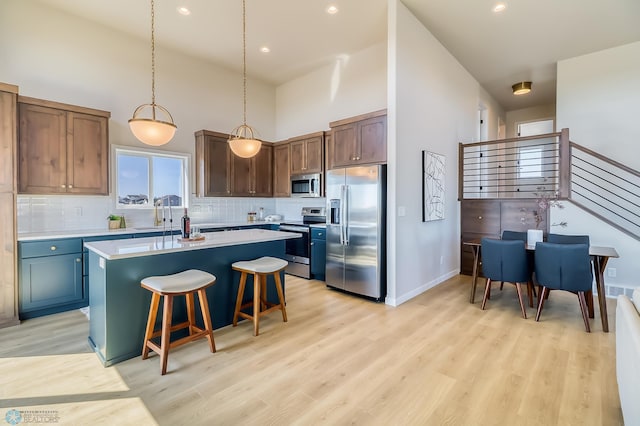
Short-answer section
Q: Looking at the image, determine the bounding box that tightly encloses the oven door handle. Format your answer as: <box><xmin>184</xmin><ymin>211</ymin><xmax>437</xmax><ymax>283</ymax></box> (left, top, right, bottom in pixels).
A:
<box><xmin>279</xmin><ymin>225</ymin><xmax>310</xmax><ymax>233</ymax></box>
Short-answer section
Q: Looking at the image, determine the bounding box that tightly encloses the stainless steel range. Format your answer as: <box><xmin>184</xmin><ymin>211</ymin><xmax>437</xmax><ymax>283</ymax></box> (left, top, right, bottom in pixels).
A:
<box><xmin>278</xmin><ymin>207</ymin><xmax>325</xmax><ymax>279</ymax></box>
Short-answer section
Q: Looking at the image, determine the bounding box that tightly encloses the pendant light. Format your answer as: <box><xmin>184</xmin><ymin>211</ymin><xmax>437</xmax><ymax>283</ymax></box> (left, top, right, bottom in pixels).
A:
<box><xmin>129</xmin><ymin>0</ymin><xmax>177</xmax><ymax>146</ymax></box>
<box><xmin>228</xmin><ymin>0</ymin><xmax>262</xmax><ymax>159</ymax></box>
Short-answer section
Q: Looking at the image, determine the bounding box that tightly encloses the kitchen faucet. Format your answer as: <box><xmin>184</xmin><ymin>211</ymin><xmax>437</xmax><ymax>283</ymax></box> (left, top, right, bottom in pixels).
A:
<box><xmin>154</xmin><ymin>196</ymin><xmax>174</xmax><ymax>237</ymax></box>
<box><xmin>154</xmin><ymin>200</ymin><xmax>163</xmax><ymax>226</ymax></box>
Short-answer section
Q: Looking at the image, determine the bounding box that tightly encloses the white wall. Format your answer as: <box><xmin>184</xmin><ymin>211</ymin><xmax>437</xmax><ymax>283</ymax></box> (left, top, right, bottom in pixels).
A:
<box><xmin>0</xmin><ymin>0</ymin><xmax>280</xmax><ymax>231</ymax></box>
<box><xmin>557</xmin><ymin>41</ymin><xmax>640</xmax><ymax>170</ymax></box>
<box><xmin>505</xmin><ymin>104</ymin><xmax>556</xmax><ymax>138</ymax></box>
<box><xmin>275</xmin><ymin>42</ymin><xmax>387</xmax><ymax>140</ymax></box>
<box><xmin>555</xmin><ymin>41</ymin><xmax>640</xmax><ymax>291</ymax></box>
<box><xmin>480</xmin><ymin>87</ymin><xmax>505</xmax><ymax>141</ymax></box>
<box><xmin>0</xmin><ymin>0</ymin><xmax>276</xmax><ymax>167</ymax></box>
<box><xmin>387</xmin><ymin>0</ymin><xmax>502</xmax><ymax>305</ymax></box>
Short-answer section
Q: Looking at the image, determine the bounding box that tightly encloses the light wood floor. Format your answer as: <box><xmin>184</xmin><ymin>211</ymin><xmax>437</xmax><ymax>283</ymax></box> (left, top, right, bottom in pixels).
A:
<box><xmin>0</xmin><ymin>275</ymin><xmax>623</xmax><ymax>425</ymax></box>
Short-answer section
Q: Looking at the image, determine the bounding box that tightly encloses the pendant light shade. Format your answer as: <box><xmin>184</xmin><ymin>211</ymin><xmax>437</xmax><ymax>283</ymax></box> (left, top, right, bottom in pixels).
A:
<box><xmin>129</xmin><ymin>104</ymin><xmax>176</xmax><ymax>146</ymax></box>
<box><xmin>129</xmin><ymin>0</ymin><xmax>176</xmax><ymax>146</ymax></box>
<box><xmin>512</xmin><ymin>81</ymin><xmax>532</xmax><ymax>95</ymax></box>
<box><xmin>229</xmin><ymin>0</ymin><xmax>261</xmax><ymax>158</ymax></box>
<box><xmin>229</xmin><ymin>124</ymin><xmax>262</xmax><ymax>158</ymax></box>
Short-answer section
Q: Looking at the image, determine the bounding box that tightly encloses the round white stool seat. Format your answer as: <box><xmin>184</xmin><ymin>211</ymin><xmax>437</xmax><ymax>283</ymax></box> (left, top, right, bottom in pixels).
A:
<box><xmin>141</xmin><ymin>269</ymin><xmax>216</xmax><ymax>294</ymax></box>
<box><xmin>232</xmin><ymin>256</ymin><xmax>288</xmax><ymax>274</ymax></box>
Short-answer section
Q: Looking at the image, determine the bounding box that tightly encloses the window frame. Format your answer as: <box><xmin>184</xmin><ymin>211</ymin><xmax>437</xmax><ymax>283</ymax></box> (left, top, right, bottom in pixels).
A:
<box><xmin>112</xmin><ymin>145</ymin><xmax>190</xmax><ymax>210</ymax></box>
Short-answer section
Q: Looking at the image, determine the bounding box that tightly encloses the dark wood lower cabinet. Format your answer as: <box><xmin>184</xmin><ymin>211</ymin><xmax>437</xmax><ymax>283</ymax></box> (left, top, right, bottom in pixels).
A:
<box><xmin>460</xmin><ymin>199</ymin><xmax>549</xmax><ymax>276</ymax></box>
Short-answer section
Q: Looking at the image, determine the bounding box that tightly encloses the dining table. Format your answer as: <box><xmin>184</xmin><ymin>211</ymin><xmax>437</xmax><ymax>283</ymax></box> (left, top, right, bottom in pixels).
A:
<box><xmin>463</xmin><ymin>239</ymin><xmax>619</xmax><ymax>332</ymax></box>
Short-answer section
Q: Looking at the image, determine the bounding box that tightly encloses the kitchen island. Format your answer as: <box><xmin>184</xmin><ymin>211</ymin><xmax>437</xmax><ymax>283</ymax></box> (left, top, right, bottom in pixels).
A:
<box><xmin>85</xmin><ymin>228</ymin><xmax>299</xmax><ymax>367</ymax></box>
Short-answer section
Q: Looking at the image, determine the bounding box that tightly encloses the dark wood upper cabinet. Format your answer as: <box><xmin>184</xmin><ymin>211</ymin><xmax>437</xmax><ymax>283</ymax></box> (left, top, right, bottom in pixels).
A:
<box><xmin>18</xmin><ymin>97</ymin><xmax>109</xmax><ymax>195</ymax></box>
<box><xmin>328</xmin><ymin>110</ymin><xmax>386</xmax><ymax>170</ymax></box>
<box><xmin>195</xmin><ymin>130</ymin><xmax>273</xmax><ymax>197</ymax></box>
<box><xmin>195</xmin><ymin>130</ymin><xmax>232</xmax><ymax>197</ymax></box>
<box><xmin>229</xmin><ymin>144</ymin><xmax>272</xmax><ymax>196</ymax></box>
<box><xmin>273</xmin><ymin>142</ymin><xmax>290</xmax><ymax>197</ymax></box>
<box><xmin>289</xmin><ymin>131</ymin><xmax>324</xmax><ymax>175</ymax></box>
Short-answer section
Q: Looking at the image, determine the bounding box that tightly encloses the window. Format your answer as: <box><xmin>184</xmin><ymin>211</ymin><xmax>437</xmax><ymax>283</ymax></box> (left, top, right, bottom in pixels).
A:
<box><xmin>115</xmin><ymin>146</ymin><xmax>189</xmax><ymax>209</ymax></box>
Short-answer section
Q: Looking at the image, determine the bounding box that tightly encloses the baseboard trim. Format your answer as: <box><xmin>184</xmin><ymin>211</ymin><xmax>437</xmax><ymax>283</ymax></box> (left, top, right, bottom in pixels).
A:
<box><xmin>386</xmin><ymin>269</ymin><xmax>459</xmax><ymax>307</ymax></box>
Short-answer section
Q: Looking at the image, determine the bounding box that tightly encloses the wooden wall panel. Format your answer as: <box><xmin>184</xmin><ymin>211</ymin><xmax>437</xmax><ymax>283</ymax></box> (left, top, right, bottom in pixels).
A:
<box><xmin>0</xmin><ymin>85</ymin><xmax>19</xmax><ymax>328</ymax></box>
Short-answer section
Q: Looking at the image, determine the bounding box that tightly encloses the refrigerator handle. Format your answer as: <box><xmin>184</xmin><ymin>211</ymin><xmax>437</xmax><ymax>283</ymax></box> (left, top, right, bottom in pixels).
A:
<box><xmin>340</xmin><ymin>185</ymin><xmax>347</xmax><ymax>246</ymax></box>
<box><xmin>344</xmin><ymin>184</ymin><xmax>349</xmax><ymax>245</ymax></box>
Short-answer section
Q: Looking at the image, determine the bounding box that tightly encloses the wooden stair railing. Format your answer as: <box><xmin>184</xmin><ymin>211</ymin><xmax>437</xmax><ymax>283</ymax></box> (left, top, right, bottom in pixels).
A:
<box><xmin>459</xmin><ymin>128</ymin><xmax>640</xmax><ymax>241</ymax></box>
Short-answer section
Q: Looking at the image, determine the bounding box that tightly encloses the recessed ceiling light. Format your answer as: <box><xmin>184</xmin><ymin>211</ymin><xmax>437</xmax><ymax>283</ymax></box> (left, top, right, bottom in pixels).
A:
<box><xmin>177</xmin><ymin>6</ymin><xmax>191</xmax><ymax>16</ymax></box>
<box><xmin>327</xmin><ymin>5</ymin><xmax>338</xmax><ymax>15</ymax></box>
<box><xmin>493</xmin><ymin>3</ymin><xmax>507</xmax><ymax>13</ymax></box>
<box><xmin>260</xmin><ymin>46</ymin><xmax>270</xmax><ymax>53</ymax></box>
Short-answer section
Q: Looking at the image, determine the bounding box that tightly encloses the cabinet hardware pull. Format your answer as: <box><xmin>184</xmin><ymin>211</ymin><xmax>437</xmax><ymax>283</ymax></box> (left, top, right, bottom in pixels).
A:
<box><xmin>76</xmin><ymin>258</ymin><xmax>81</xmax><ymax>262</ymax></box>
<box><xmin>61</xmin><ymin>184</ymin><xmax>66</xmax><ymax>188</ymax></box>
<box><xmin>50</xmin><ymin>246</ymin><xmax>57</xmax><ymax>251</ymax></box>
<box><xmin>68</xmin><ymin>185</ymin><xmax>73</xmax><ymax>188</ymax></box>
<box><xmin>478</xmin><ymin>216</ymin><xmax>482</xmax><ymax>219</ymax></box>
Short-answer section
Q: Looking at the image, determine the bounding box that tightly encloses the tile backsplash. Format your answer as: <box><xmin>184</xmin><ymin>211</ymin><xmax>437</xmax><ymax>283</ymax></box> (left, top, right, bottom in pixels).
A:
<box><xmin>17</xmin><ymin>195</ymin><xmax>326</xmax><ymax>234</ymax></box>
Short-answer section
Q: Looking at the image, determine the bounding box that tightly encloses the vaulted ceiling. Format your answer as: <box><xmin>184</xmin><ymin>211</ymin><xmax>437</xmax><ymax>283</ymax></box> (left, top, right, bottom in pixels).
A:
<box><xmin>35</xmin><ymin>0</ymin><xmax>640</xmax><ymax>111</ymax></box>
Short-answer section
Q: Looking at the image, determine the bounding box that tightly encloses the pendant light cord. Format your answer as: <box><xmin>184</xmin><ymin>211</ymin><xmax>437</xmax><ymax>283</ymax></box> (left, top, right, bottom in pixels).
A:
<box><xmin>242</xmin><ymin>0</ymin><xmax>247</xmax><ymax>126</ymax></box>
<box><xmin>150</xmin><ymin>0</ymin><xmax>157</xmax><ymax>115</ymax></box>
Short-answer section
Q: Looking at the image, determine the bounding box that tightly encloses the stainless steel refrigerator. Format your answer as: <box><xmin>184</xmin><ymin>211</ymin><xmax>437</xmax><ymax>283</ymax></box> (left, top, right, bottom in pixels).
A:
<box><xmin>326</xmin><ymin>165</ymin><xmax>386</xmax><ymax>301</ymax></box>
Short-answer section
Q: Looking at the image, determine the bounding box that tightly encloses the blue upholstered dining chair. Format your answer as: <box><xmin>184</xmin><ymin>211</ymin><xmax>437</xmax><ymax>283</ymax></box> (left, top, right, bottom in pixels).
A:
<box><xmin>547</xmin><ymin>233</ymin><xmax>590</xmax><ymax>245</ymax></box>
<box><xmin>534</xmin><ymin>242</ymin><xmax>593</xmax><ymax>332</ymax></box>
<box><xmin>501</xmin><ymin>230</ymin><xmax>536</xmax><ymax>306</ymax></box>
<box><xmin>480</xmin><ymin>238</ymin><xmax>531</xmax><ymax>319</ymax></box>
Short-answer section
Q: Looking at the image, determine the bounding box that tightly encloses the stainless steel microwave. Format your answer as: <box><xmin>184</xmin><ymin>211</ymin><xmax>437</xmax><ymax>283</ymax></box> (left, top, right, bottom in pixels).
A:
<box><xmin>290</xmin><ymin>173</ymin><xmax>321</xmax><ymax>197</ymax></box>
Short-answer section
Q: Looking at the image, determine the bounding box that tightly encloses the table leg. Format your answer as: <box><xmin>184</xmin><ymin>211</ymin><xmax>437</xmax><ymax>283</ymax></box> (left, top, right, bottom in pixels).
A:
<box><xmin>469</xmin><ymin>245</ymin><xmax>480</xmax><ymax>304</ymax></box>
<box><xmin>593</xmin><ymin>256</ymin><xmax>610</xmax><ymax>333</ymax></box>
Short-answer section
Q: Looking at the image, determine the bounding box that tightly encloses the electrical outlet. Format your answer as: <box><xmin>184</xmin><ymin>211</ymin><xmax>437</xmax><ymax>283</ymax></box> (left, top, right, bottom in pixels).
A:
<box><xmin>608</xmin><ymin>267</ymin><xmax>617</xmax><ymax>278</ymax></box>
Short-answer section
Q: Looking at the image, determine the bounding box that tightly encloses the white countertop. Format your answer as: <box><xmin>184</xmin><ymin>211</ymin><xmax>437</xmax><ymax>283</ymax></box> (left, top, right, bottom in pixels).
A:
<box><xmin>17</xmin><ymin>220</ymin><xmax>281</xmax><ymax>241</ymax></box>
<box><xmin>84</xmin><ymin>228</ymin><xmax>300</xmax><ymax>260</ymax></box>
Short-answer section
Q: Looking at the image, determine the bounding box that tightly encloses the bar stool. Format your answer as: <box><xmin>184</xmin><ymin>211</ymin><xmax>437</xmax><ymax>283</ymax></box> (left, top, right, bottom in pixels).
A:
<box><xmin>141</xmin><ymin>269</ymin><xmax>216</xmax><ymax>375</ymax></box>
<box><xmin>232</xmin><ymin>257</ymin><xmax>288</xmax><ymax>336</ymax></box>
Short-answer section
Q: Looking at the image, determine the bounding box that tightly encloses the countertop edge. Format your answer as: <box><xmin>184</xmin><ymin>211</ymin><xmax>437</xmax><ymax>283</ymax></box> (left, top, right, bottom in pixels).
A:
<box><xmin>84</xmin><ymin>229</ymin><xmax>300</xmax><ymax>260</ymax></box>
<box><xmin>18</xmin><ymin>221</ymin><xmax>283</xmax><ymax>241</ymax></box>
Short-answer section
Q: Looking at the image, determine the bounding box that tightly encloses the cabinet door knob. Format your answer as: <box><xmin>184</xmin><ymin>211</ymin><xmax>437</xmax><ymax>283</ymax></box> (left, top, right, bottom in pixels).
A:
<box><xmin>50</xmin><ymin>246</ymin><xmax>57</xmax><ymax>251</ymax></box>
<box><xmin>356</xmin><ymin>156</ymin><xmax>360</xmax><ymax>160</ymax></box>
<box><xmin>310</xmin><ymin>242</ymin><xmax>314</xmax><ymax>246</ymax></box>
<box><xmin>76</xmin><ymin>258</ymin><xmax>81</xmax><ymax>263</ymax></box>
<box><xmin>478</xmin><ymin>216</ymin><xmax>482</xmax><ymax>220</ymax></box>
<box><xmin>60</xmin><ymin>184</ymin><xmax>66</xmax><ymax>188</ymax></box>
<box><xmin>68</xmin><ymin>184</ymin><xmax>73</xmax><ymax>188</ymax></box>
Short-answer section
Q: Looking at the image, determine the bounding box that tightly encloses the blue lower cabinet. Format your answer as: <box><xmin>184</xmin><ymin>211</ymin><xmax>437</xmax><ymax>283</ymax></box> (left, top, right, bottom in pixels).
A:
<box><xmin>311</xmin><ymin>228</ymin><xmax>326</xmax><ymax>280</ymax></box>
<box><xmin>19</xmin><ymin>238</ymin><xmax>84</xmax><ymax>319</ymax></box>
<box><xmin>82</xmin><ymin>234</ymin><xmax>135</xmax><ymax>306</ymax></box>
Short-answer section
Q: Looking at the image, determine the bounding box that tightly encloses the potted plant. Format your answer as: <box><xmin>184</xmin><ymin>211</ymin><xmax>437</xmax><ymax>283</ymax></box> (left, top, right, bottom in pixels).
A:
<box><xmin>528</xmin><ymin>186</ymin><xmax>567</xmax><ymax>245</ymax></box>
<box><xmin>108</xmin><ymin>214</ymin><xmax>121</xmax><ymax>229</ymax></box>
